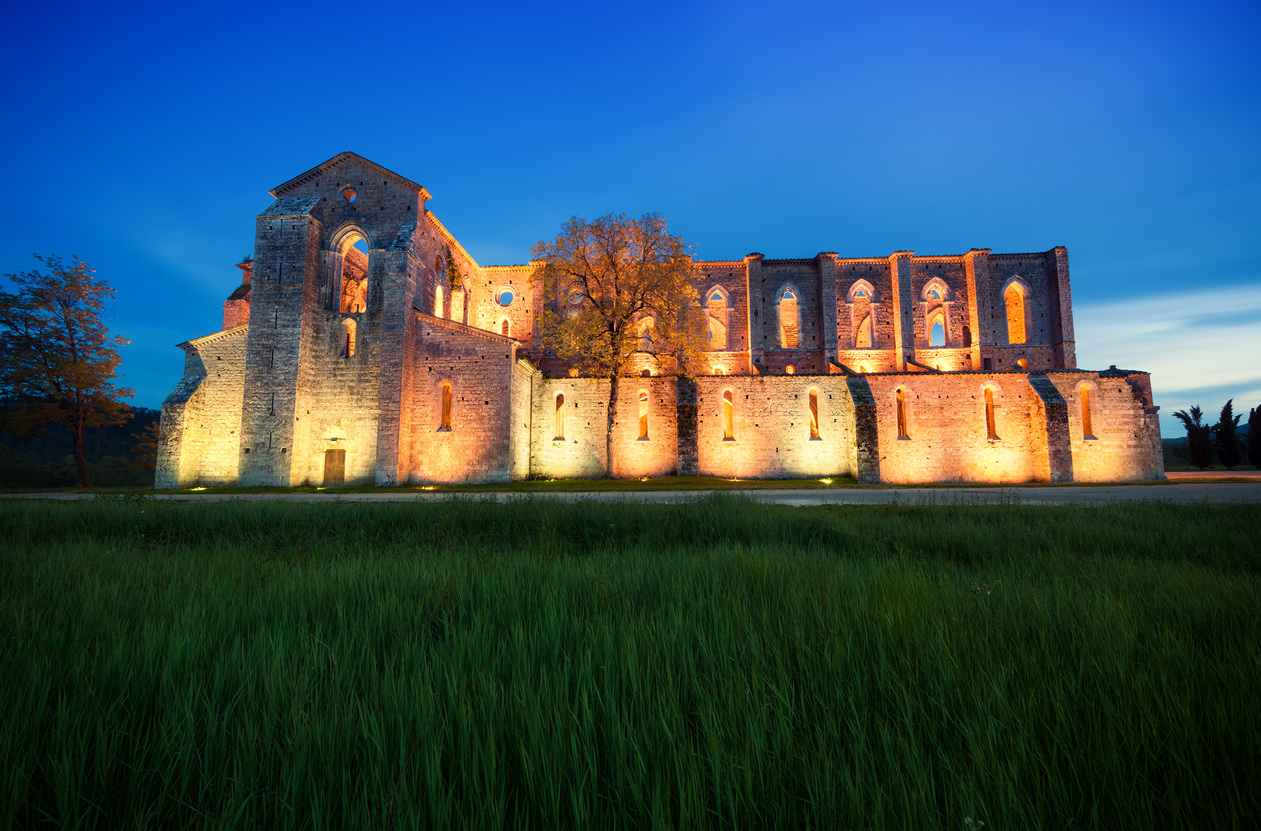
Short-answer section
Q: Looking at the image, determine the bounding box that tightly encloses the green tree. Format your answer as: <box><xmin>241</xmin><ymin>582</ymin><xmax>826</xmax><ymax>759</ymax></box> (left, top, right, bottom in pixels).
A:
<box><xmin>1213</xmin><ymin>399</ymin><xmax>1242</xmax><ymax>470</ymax></box>
<box><xmin>0</xmin><ymin>255</ymin><xmax>133</xmax><ymax>487</ymax></box>
<box><xmin>1172</xmin><ymin>405</ymin><xmax>1213</xmax><ymax>469</ymax></box>
<box><xmin>1248</xmin><ymin>405</ymin><xmax>1261</xmax><ymax>469</ymax></box>
<box><xmin>533</xmin><ymin>213</ymin><xmax>705</xmax><ymax>476</ymax></box>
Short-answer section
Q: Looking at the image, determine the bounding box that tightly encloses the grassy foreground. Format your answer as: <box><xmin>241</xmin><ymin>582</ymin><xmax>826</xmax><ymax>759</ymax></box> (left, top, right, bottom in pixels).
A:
<box><xmin>1</xmin><ymin>496</ymin><xmax>1258</xmax><ymax>830</ymax></box>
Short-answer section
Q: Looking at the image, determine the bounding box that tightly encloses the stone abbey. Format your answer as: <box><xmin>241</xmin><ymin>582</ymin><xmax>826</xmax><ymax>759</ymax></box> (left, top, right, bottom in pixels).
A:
<box><xmin>156</xmin><ymin>152</ymin><xmax>1164</xmax><ymax>487</ymax></box>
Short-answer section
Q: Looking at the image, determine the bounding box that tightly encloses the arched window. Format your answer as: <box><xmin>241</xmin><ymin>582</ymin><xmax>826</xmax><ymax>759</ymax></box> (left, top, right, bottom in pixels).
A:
<box><xmin>434</xmin><ymin>285</ymin><xmax>445</xmax><ymax>319</ymax></box>
<box><xmin>985</xmin><ymin>388</ymin><xmax>998</xmax><ymax>439</ymax></box>
<box><xmin>335</xmin><ymin>228</ymin><xmax>370</xmax><ymax>314</ymax></box>
<box><xmin>638</xmin><ymin>389</ymin><xmax>649</xmax><ymax>439</ymax></box>
<box><xmin>554</xmin><ymin>392</ymin><xmax>565</xmax><ymax>439</ymax></box>
<box><xmin>439</xmin><ymin>382</ymin><xmax>452</xmax><ymax>431</ymax></box>
<box><xmin>342</xmin><ymin>319</ymin><xmax>356</xmax><ymax>358</ymax></box>
<box><xmin>856</xmin><ymin>314</ymin><xmax>872</xmax><ymax>348</ymax></box>
<box><xmin>722</xmin><ymin>390</ymin><xmax>734</xmax><ymax>440</ymax></box>
<box><xmin>778</xmin><ymin>287</ymin><xmax>799</xmax><ymax>349</ymax></box>
<box><xmin>929</xmin><ymin>315</ymin><xmax>945</xmax><ymax>347</ymax></box>
<box><xmin>809</xmin><ymin>389</ymin><xmax>820</xmax><ymax>439</ymax></box>
<box><xmin>707</xmin><ymin>287</ymin><xmax>729</xmax><ymax>350</ymax></box>
<box><xmin>501</xmin><ymin>318</ymin><xmax>510</xmax><ymax>337</ymax></box>
<box><xmin>962</xmin><ymin>325</ymin><xmax>972</xmax><ymax>348</ymax></box>
<box><xmin>1081</xmin><ymin>386</ymin><xmax>1096</xmax><ymax>440</ymax></box>
<box><xmin>785</xmin><ymin>364</ymin><xmax>795</xmax><ymax>375</ymax></box>
<box><xmin>714</xmin><ymin>367</ymin><xmax>726</xmax><ymax>376</ymax></box>
<box><xmin>1005</xmin><ymin>282</ymin><xmax>1027</xmax><ymax>345</ymax></box>
<box><xmin>896</xmin><ymin>388</ymin><xmax>909</xmax><ymax>439</ymax></box>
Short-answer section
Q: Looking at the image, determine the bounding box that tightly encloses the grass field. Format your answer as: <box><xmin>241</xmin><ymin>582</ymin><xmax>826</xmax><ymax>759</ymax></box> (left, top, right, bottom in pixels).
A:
<box><xmin>1</xmin><ymin>496</ymin><xmax>1258</xmax><ymax>830</ymax></box>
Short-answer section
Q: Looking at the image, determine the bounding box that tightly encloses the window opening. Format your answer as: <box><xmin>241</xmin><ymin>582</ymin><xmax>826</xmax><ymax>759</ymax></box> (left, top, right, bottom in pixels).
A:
<box><xmin>638</xmin><ymin>317</ymin><xmax>655</xmax><ymax>352</ymax></box>
<box><xmin>501</xmin><ymin>318</ymin><xmax>510</xmax><ymax>337</ymax></box>
<box><xmin>786</xmin><ymin>364</ymin><xmax>795</xmax><ymax>375</ymax></box>
<box><xmin>779</xmin><ymin>287</ymin><xmax>799</xmax><ymax>349</ymax></box>
<box><xmin>496</xmin><ymin>288</ymin><xmax>515</xmax><ymax>307</ymax></box>
<box><xmin>1082</xmin><ymin>387</ymin><xmax>1095</xmax><ymax>439</ymax></box>
<box><xmin>809</xmin><ymin>390</ymin><xmax>820</xmax><ymax>439</ymax></box>
<box><xmin>638</xmin><ymin>389</ymin><xmax>649</xmax><ymax>439</ymax></box>
<box><xmin>707</xmin><ymin>288</ymin><xmax>728</xmax><ymax>350</ymax></box>
<box><xmin>554</xmin><ymin>393</ymin><xmax>565</xmax><ymax>439</ymax></box>
<box><xmin>342</xmin><ymin>319</ymin><xmax>356</xmax><ymax>358</ymax></box>
<box><xmin>1005</xmin><ymin>283</ymin><xmax>1027</xmax><ymax>344</ymax></box>
<box><xmin>896</xmin><ymin>388</ymin><xmax>909</xmax><ymax>439</ymax></box>
<box><xmin>439</xmin><ymin>382</ymin><xmax>452</xmax><ymax>431</ymax></box>
<box><xmin>723</xmin><ymin>390</ymin><xmax>734</xmax><ymax>440</ymax></box>
<box><xmin>929</xmin><ymin>317</ymin><xmax>945</xmax><ymax>347</ymax></box>
<box><xmin>962</xmin><ymin>325</ymin><xmax>972</xmax><ymax>348</ymax></box>
<box><xmin>434</xmin><ymin>285</ymin><xmax>444</xmax><ymax>319</ymax></box>
<box><xmin>985</xmin><ymin>388</ymin><xmax>998</xmax><ymax>439</ymax></box>
<box><xmin>338</xmin><ymin>232</ymin><xmax>369</xmax><ymax>313</ymax></box>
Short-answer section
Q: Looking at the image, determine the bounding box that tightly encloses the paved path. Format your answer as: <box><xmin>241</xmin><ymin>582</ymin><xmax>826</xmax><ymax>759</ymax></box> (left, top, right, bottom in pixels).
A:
<box><xmin>2</xmin><ymin>481</ymin><xmax>1258</xmax><ymax>506</ymax></box>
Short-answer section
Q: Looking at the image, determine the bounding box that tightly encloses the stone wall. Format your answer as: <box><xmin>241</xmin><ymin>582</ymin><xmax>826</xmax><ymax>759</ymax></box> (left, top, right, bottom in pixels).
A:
<box><xmin>156</xmin><ymin>326</ymin><xmax>247</xmax><ymax>488</ymax></box>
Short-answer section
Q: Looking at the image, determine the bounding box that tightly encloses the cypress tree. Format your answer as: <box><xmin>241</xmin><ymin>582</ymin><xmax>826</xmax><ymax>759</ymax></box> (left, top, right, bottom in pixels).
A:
<box><xmin>1247</xmin><ymin>405</ymin><xmax>1261</xmax><ymax>469</ymax></box>
<box><xmin>1173</xmin><ymin>406</ymin><xmax>1213</xmax><ymax>469</ymax></box>
<box><xmin>1213</xmin><ymin>399</ymin><xmax>1242</xmax><ymax>470</ymax></box>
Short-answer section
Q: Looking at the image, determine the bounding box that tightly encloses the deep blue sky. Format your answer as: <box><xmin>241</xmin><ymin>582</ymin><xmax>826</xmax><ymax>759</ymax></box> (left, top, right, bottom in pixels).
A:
<box><xmin>2</xmin><ymin>0</ymin><xmax>1258</xmax><ymax>435</ymax></box>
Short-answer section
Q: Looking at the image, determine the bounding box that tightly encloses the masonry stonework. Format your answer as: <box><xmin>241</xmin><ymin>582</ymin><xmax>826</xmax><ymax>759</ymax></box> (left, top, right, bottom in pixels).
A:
<box><xmin>157</xmin><ymin>153</ymin><xmax>1163</xmax><ymax>487</ymax></box>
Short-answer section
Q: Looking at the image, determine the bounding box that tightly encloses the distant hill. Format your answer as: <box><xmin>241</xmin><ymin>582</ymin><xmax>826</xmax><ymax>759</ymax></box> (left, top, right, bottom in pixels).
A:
<box><xmin>0</xmin><ymin>406</ymin><xmax>159</xmax><ymax>488</ymax></box>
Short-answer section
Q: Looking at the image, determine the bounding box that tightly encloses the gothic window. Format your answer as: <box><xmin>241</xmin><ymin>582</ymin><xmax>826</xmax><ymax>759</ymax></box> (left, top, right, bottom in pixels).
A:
<box><xmin>985</xmin><ymin>388</ymin><xmax>998</xmax><ymax>439</ymax></box>
<box><xmin>439</xmin><ymin>382</ymin><xmax>452</xmax><ymax>431</ymax></box>
<box><xmin>1005</xmin><ymin>282</ymin><xmax>1027</xmax><ymax>345</ymax></box>
<box><xmin>962</xmin><ymin>325</ymin><xmax>972</xmax><ymax>348</ymax></box>
<box><xmin>778</xmin><ymin>287</ymin><xmax>799</xmax><ymax>349</ymax></box>
<box><xmin>638</xmin><ymin>317</ymin><xmax>656</xmax><ymax>352</ymax></box>
<box><xmin>554</xmin><ymin>393</ymin><xmax>565</xmax><ymax>440</ymax></box>
<box><xmin>337</xmin><ymin>230</ymin><xmax>369</xmax><ymax>314</ymax></box>
<box><xmin>809</xmin><ymin>389</ymin><xmax>820</xmax><ymax>439</ymax></box>
<box><xmin>929</xmin><ymin>313</ymin><xmax>946</xmax><ymax>347</ymax></box>
<box><xmin>638</xmin><ymin>389</ymin><xmax>649</xmax><ymax>439</ymax></box>
<box><xmin>434</xmin><ymin>285</ymin><xmax>444</xmax><ymax>319</ymax></box>
<box><xmin>707</xmin><ymin>287</ymin><xmax>729</xmax><ymax>350</ymax></box>
<box><xmin>856</xmin><ymin>314</ymin><xmax>873</xmax><ymax>349</ymax></box>
<box><xmin>896</xmin><ymin>388</ymin><xmax>909</xmax><ymax>439</ymax></box>
<box><xmin>723</xmin><ymin>390</ymin><xmax>734</xmax><ymax>440</ymax></box>
<box><xmin>501</xmin><ymin>318</ymin><xmax>511</xmax><ymax>337</ymax></box>
<box><xmin>342</xmin><ymin>319</ymin><xmax>356</xmax><ymax>358</ymax></box>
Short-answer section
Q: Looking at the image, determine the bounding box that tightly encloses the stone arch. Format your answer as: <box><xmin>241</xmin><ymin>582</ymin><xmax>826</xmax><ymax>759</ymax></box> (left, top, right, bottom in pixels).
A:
<box><xmin>921</xmin><ymin>277</ymin><xmax>951</xmax><ymax>302</ymax></box>
<box><xmin>847</xmin><ymin>279</ymin><xmax>877</xmax><ymax>303</ymax></box>
<box><xmin>705</xmin><ymin>285</ymin><xmax>730</xmax><ymax>350</ymax></box>
<box><xmin>329</xmin><ymin>223</ymin><xmax>372</xmax><ymax>314</ymax></box>
<box><xmin>927</xmin><ymin>309</ymin><xmax>946</xmax><ymax>347</ymax></box>
<box><xmin>777</xmin><ymin>284</ymin><xmax>800</xmax><ymax>349</ymax></box>
<box><xmin>1002</xmin><ymin>277</ymin><xmax>1029</xmax><ymax>345</ymax></box>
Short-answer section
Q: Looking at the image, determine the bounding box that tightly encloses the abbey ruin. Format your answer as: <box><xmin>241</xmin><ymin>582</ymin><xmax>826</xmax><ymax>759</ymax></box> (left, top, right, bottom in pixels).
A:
<box><xmin>156</xmin><ymin>152</ymin><xmax>1164</xmax><ymax>487</ymax></box>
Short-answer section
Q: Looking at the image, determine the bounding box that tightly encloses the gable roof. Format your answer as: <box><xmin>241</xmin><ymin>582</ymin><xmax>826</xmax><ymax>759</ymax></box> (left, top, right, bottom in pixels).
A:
<box><xmin>269</xmin><ymin>152</ymin><xmax>431</xmax><ymax>200</ymax></box>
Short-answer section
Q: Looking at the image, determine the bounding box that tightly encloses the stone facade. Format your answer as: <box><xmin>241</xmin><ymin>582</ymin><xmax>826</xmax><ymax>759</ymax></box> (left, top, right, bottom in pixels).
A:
<box><xmin>156</xmin><ymin>153</ymin><xmax>1164</xmax><ymax>488</ymax></box>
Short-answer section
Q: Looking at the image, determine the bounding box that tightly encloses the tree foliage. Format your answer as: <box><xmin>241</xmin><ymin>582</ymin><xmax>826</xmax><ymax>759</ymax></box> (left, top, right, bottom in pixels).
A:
<box><xmin>444</xmin><ymin>245</ymin><xmax>463</xmax><ymax>290</ymax></box>
<box><xmin>1213</xmin><ymin>399</ymin><xmax>1242</xmax><ymax>470</ymax></box>
<box><xmin>533</xmin><ymin>213</ymin><xmax>705</xmax><ymax>476</ymax></box>
<box><xmin>0</xmin><ymin>255</ymin><xmax>133</xmax><ymax>487</ymax></box>
<box><xmin>1248</xmin><ymin>405</ymin><xmax>1261</xmax><ymax>470</ymax></box>
<box><xmin>1172</xmin><ymin>405</ymin><xmax>1213</xmax><ymax>469</ymax></box>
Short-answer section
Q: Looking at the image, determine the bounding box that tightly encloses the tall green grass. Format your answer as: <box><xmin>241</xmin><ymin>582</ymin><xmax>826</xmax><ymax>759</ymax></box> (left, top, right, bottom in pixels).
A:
<box><xmin>1</xmin><ymin>496</ymin><xmax>1258</xmax><ymax>829</ymax></box>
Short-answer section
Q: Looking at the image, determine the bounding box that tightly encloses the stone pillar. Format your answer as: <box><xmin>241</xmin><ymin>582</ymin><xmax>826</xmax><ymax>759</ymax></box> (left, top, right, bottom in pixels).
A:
<box><xmin>1028</xmin><ymin>375</ymin><xmax>1073</xmax><ymax>483</ymax></box>
<box><xmin>1049</xmin><ymin>246</ymin><xmax>1076</xmax><ymax>369</ymax></box>
<box><xmin>963</xmin><ymin>249</ymin><xmax>990</xmax><ymax>371</ymax></box>
<box><xmin>888</xmin><ymin>251</ymin><xmax>914</xmax><ymax>372</ymax></box>
<box><xmin>745</xmin><ymin>253</ymin><xmax>764</xmax><ymax>371</ymax></box>
<box><xmin>676</xmin><ymin>376</ymin><xmax>699</xmax><ymax>475</ymax></box>
<box><xmin>816</xmin><ymin>252</ymin><xmax>839</xmax><ymax>365</ymax></box>
<box><xmin>845</xmin><ymin>376</ymin><xmax>881</xmax><ymax>483</ymax></box>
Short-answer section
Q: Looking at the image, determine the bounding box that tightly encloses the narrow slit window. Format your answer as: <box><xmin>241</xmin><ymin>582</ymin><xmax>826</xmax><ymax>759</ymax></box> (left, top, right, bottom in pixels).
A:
<box><xmin>638</xmin><ymin>389</ymin><xmax>649</xmax><ymax>439</ymax></box>
<box><xmin>342</xmin><ymin>319</ymin><xmax>356</xmax><ymax>358</ymax></box>
<box><xmin>809</xmin><ymin>390</ymin><xmax>820</xmax><ymax>439</ymax></box>
<box><xmin>985</xmin><ymin>388</ymin><xmax>998</xmax><ymax>439</ymax></box>
<box><xmin>434</xmin><ymin>285</ymin><xmax>445</xmax><ymax>319</ymax></box>
<box><xmin>554</xmin><ymin>393</ymin><xmax>565</xmax><ymax>439</ymax></box>
<box><xmin>501</xmin><ymin>319</ymin><xmax>510</xmax><ymax>337</ymax></box>
<box><xmin>1082</xmin><ymin>387</ymin><xmax>1095</xmax><ymax>439</ymax></box>
<box><xmin>896</xmin><ymin>388</ymin><xmax>909</xmax><ymax>439</ymax></box>
<box><xmin>439</xmin><ymin>382</ymin><xmax>452</xmax><ymax>431</ymax></box>
<box><xmin>723</xmin><ymin>390</ymin><xmax>734</xmax><ymax>440</ymax></box>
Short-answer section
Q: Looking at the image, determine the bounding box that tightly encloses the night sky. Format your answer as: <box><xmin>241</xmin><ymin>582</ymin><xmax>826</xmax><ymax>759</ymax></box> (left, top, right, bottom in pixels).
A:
<box><xmin>2</xmin><ymin>0</ymin><xmax>1258</xmax><ymax>435</ymax></box>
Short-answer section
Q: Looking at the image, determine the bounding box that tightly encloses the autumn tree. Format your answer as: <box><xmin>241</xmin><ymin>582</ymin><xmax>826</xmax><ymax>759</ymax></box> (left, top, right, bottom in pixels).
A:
<box><xmin>0</xmin><ymin>255</ymin><xmax>133</xmax><ymax>487</ymax></box>
<box><xmin>533</xmin><ymin>213</ymin><xmax>706</xmax><ymax>477</ymax></box>
<box><xmin>1213</xmin><ymin>399</ymin><xmax>1242</xmax><ymax>470</ymax></box>
<box><xmin>1173</xmin><ymin>405</ymin><xmax>1212</xmax><ymax>469</ymax></box>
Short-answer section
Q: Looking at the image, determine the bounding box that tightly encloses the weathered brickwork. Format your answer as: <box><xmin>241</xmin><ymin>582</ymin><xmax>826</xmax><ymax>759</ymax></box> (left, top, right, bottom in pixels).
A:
<box><xmin>156</xmin><ymin>153</ymin><xmax>1163</xmax><ymax>487</ymax></box>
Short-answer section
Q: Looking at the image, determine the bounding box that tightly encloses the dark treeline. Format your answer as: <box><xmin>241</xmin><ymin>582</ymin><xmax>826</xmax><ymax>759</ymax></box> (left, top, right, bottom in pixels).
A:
<box><xmin>0</xmin><ymin>405</ymin><xmax>158</xmax><ymax>488</ymax></box>
<box><xmin>1168</xmin><ymin>399</ymin><xmax>1260</xmax><ymax>470</ymax></box>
